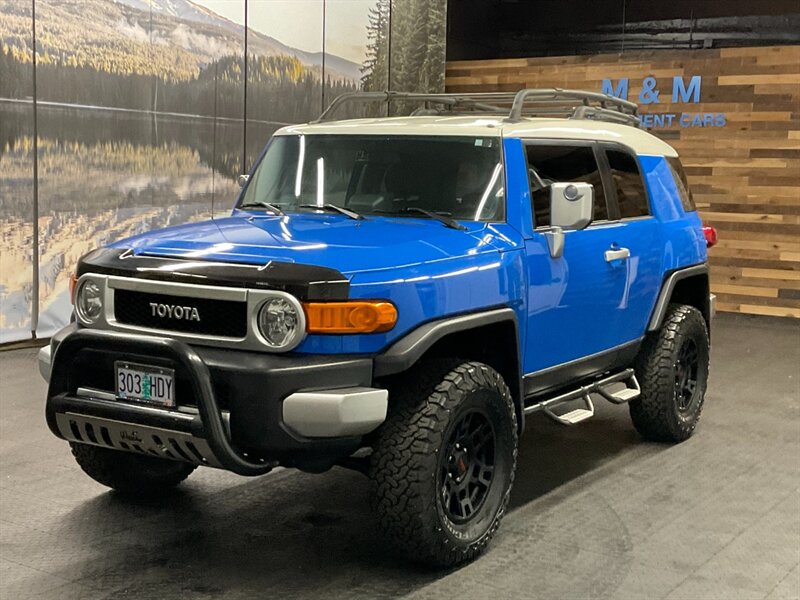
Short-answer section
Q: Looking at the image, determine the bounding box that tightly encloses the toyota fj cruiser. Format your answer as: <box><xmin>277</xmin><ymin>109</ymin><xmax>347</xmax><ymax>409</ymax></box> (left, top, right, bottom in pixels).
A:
<box><xmin>39</xmin><ymin>89</ymin><xmax>716</xmax><ymax>567</ymax></box>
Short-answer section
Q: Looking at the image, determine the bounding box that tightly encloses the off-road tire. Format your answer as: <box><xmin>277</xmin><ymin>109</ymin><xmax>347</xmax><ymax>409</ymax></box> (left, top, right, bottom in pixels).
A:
<box><xmin>71</xmin><ymin>443</ymin><xmax>196</xmax><ymax>496</ymax></box>
<box><xmin>370</xmin><ymin>359</ymin><xmax>518</xmax><ymax>567</ymax></box>
<box><xmin>630</xmin><ymin>304</ymin><xmax>709</xmax><ymax>442</ymax></box>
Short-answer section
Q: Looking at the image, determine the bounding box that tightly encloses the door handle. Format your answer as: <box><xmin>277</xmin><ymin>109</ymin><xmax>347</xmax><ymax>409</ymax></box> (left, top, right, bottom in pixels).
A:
<box><xmin>605</xmin><ymin>247</ymin><xmax>631</xmax><ymax>262</ymax></box>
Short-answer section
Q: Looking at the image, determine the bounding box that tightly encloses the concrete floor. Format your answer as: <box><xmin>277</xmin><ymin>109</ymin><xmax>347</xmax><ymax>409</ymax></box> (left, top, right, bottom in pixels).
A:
<box><xmin>1</xmin><ymin>314</ymin><xmax>798</xmax><ymax>600</ymax></box>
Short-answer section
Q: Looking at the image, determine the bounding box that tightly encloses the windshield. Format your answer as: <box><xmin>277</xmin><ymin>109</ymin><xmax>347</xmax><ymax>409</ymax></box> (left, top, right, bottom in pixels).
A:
<box><xmin>238</xmin><ymin>135</ymin><xmax>505</xmax><ymax>222</ymax></box>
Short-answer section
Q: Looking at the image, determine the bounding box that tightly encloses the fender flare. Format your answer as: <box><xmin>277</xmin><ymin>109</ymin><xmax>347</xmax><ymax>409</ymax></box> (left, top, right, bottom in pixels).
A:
<box><xmin>373</xmin><ymin>307</ymin><xmax>519</xmax><ymax>377</ymax></box>
<box><xmin>373</xmin><ymin>307</ymin><xmax>524</xmax><ymax>431</ymax></box>
<box><xmin>647</xmin><ymin>262</ymin><xmax>709</xmax><ymax>331</ymax></box>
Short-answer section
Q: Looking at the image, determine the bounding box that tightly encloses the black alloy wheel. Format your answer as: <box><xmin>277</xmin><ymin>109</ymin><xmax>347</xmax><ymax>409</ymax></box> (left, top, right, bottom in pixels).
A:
<box><xmin>439</xmin><ymin>410</ymin><xmax>496</xmax><ymax>524</ymax></box>
<box><xmin>370</xmin><ymin>359</ymin><xmax>518</xmax><ymax>567</ymax></box>
<box><xmin>674</xmin><ymin>338</ymin><xmax>699</xmax><ymax>412</ymax></box>
<box><xmin>630</xmin><ymin>303</ymin><xmax>710</xmax><ymax>442</ymax></box>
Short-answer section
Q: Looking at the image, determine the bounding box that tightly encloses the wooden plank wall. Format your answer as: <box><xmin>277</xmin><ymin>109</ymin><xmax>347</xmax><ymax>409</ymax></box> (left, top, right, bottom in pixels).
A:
<box><xmin>446</xmin><ymin>45</ymin><xmax>800</xmax><ymax>318</ymax></box>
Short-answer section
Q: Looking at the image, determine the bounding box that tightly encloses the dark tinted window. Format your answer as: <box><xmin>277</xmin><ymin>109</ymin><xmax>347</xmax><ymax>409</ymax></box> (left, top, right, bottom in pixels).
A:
<box><xmin>606</xmin><ymin>149</ymin><xmax>649</xmax><ymax>218</ymax></box>
<box><xmin>240</xmin><ymin>135</ymin><xmax>505</xmax><ymax>222</ymax></box>
<box><xmin>667</xmin><ymin>157</ymin><xmax>697</xmax><ymax>212</ymax></box>
<box><xmin>524</xmin><ymin>145</ymin><xmax>608</xmax><ymax>228</ymax></box>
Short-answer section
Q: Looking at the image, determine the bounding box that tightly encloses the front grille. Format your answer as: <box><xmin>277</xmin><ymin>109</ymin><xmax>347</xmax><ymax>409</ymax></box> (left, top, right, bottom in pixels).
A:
<box><xmin>114</xmin><ymin>289</ymin><xmax>247</xmax><ymax>338</ymax></box>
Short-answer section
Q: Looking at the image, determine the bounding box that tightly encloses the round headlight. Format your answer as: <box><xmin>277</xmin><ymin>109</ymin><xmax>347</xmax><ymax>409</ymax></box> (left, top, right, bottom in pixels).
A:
<box><xmin>257</xmin><ymin>297</ymin><xmax>301</xmax><ymax>349</ymax></box>
<box><xmin>76</xmin><ymin>279</ymin><xmax>103</xmax><ymax>323</ymax></box>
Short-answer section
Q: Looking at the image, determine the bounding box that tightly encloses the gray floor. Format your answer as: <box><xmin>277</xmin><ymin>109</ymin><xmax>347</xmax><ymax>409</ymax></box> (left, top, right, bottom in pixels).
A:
<box><xmin>1</xmin><ymin>314</ymin><xmax>798</xmax><ymax>600</ymax></box>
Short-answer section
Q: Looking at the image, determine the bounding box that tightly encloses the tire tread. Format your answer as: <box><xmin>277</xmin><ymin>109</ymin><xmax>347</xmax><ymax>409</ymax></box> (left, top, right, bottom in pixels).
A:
<box><xmin>71</xmin><ymin>443</ymin><xmax>196</xmax><ymax>496</ymax></box>
<box><xmin>630</xmin><ymin>304</ymin><xmax>709</xmax><ymax>442</ymax></box>
<box><xmin>370</xmin><ymin>359</ymin><xmax>517</xmax><ymax>567</ymax></box>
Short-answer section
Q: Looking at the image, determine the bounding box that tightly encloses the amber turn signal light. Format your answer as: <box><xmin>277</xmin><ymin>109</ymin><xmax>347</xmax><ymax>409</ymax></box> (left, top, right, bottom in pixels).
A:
<box><xmin>304</xmin><ymin>301</ymin><xmax>397</xmax><ymax>334</ymax></box>
<box><xmin>69</xmin><ymin>273</ymin><xmax>79</xmax><ymax>305</ymax></box>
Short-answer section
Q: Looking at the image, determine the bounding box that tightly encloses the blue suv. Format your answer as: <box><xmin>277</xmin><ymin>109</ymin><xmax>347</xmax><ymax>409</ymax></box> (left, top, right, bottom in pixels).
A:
<box><xmin>39</xmin><ymin>89</ymin><xmax>715</xmax><ymax>567</ymax></box>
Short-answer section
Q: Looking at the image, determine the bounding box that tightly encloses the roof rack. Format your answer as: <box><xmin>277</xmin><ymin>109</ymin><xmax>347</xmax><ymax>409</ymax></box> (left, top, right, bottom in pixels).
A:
<box><xmin>315</xmin><ymin>89</ymin><xmax>640</xmax><ymax>127</ymax></box>
<box><xmin>508</xmin><ymin>88</ymin><xmax>639</xmax><ymax>126</ymax></box>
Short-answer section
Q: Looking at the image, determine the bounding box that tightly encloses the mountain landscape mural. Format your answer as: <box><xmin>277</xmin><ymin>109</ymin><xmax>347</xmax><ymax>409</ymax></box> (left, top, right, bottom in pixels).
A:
<box><xmin>112</xmin><ymin>0</ymin><xmax>362</xmax><ymax>81</ymax></box>
<box><xmin>0</xmin><ymin>0</ymin><xmax>362</xmax><ymax>122</ymax></box>
<box><xmin>0</xmin><ymin>0</ymin><xmax>447</xmax><ymax>343</ymax></box>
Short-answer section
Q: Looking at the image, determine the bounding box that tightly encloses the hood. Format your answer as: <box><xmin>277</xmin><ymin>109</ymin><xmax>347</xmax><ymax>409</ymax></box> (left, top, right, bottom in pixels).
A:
<box><xmin>112</xmin><ymin>213</ymin><xmax>522</xmax><ymax>275</ymax></box>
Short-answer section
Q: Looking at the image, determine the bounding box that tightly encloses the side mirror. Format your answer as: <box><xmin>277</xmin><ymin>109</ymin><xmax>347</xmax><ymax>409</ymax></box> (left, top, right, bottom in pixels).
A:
<box><xmin>543</xmin><ymin>182</ymin><xmax>594</xmax><ymax>259</ymax></box>
<box><xmin>238</xmin><ymin>174</ymin><xmax>249</xmax><ymax>188</ymax></box>
<box><xmin>550</xmin><ymin>182</ymin><xmax>593</xmax><ymax>231</ymax></box>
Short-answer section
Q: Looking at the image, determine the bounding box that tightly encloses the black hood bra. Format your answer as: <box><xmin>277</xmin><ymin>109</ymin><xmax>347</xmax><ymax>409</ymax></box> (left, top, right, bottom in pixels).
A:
<box><xmin>77</xmin><ymin>248</ymin><xmax>350</xmax><ymax>301</ymax></box>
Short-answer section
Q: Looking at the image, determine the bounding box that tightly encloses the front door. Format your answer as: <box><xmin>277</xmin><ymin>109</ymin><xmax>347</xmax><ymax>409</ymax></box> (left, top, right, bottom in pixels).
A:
<box><xmin>521</xmin><ymin>141</ymin><xmax>655</xmax><ymax>377</ymax></box>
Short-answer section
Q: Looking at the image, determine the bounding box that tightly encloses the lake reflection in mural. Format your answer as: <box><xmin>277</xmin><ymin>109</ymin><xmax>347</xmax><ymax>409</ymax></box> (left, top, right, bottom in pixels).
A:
<box><xmin>0</xmin><ymin>103</ymin><xmax>280</xmax><ymax>340</ymax></box>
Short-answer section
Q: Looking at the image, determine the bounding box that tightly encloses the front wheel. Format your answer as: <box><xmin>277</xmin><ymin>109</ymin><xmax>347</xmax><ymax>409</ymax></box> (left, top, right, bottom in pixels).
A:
<box><xmin>71</xmin><ymin>443</ymin><xmax>196</xmax><ymax>497</ymax></box>
<box><xmin>370</xmin><ymin>360</ymin><xmax>518</xmax><ymax>567</ymax></box>
<box><xmin>630</xmin><ymin>304</ymin><xmax>710</xmax><ymax>442</ymax></box>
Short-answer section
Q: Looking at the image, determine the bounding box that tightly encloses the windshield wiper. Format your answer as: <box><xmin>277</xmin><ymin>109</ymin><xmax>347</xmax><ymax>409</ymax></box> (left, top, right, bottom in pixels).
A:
<box><xmin>238</xmin><ymin>201</ymin><xmax>285</xmax><ymax>216</ymax></box>
<box><xmin>403</xmin><ymin>207</ymin><xmax>467</xmax><ymax>231</ymax></box>
<box><xmin>300</xmin><ymin>204</ymin><xmax>364</xmax><ymax>221</ymax></box>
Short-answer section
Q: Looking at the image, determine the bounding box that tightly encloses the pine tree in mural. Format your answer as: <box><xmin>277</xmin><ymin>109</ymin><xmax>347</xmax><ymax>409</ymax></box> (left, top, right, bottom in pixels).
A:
<box><xmin>361</xmin><ymin>0</ymin><xmax>390</xmax><ymax>91</ymax></box>
<box><xmin>361</xmin><ymin>0</ymin><xmax>446</xmax><ymax>95</ymax></box>
<box><xmin>420</xmin><ymin>0</ymin><xmax>446</xmax><ymax>92</ymax></box>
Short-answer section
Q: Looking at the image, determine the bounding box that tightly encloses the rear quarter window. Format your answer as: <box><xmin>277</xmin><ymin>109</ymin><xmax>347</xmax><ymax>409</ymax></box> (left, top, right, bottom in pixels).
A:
<box><xmin>606</xmin><ymin>149</ymin><xmax>649</xmax><ymax>219</ymax></box>
<box><xmin>666</xmin><ymin>157</ymin><xmax>697</xmax><ymax>212</ymax></box>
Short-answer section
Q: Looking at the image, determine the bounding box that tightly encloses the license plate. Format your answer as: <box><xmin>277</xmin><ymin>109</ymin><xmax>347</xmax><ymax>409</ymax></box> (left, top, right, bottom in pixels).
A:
<box><xmin>115</xmin><ymin>362</ymin><xmax>175</xmax><ymax>407</ymax></box>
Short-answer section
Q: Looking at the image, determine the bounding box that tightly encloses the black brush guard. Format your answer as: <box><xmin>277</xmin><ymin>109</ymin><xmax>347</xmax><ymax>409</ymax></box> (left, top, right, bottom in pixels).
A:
<box><xmin>46</xmin><ymin>329</ymin><xmax>275</xmax><ymax>476</ymax></box>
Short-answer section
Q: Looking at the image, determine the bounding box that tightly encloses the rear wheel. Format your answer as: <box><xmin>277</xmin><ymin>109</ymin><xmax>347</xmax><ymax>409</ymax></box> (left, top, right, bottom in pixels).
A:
<box><xmin>370</xmin><ymin>360</ymin><xmax>518</xmax><ymax>567</ymax></box>
<box><xmin>71</xmin><ymin>443</ymin><xmax>196</xmax><ymax>496</ymax></box>
<box><xmin>630</xmin><ymin>304</ymin><xmax>710</xmax><ymax>442</ymax></box>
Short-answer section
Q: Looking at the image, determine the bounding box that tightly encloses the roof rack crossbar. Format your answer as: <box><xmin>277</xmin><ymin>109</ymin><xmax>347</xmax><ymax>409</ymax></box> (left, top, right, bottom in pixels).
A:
<box><xmin>571</xmin><ymin>106</ymin><xmax>641</xmax><ymax>127</ymax></box>
<box><xmin>314</xmin><ymin>91</ymin><xmax>513</xmax><ymax>123</ymax></box>
<box><xmin>507</xmin><ymin>88</ymin><xmax>639</xmax><ymax>124</ymax></box>
<box><xmin>315</xmin><ymin>89</ymin><xmax>641</xmax><ymax>127</ymax></box>
<box><xmin>313</xmin><ymin>91</ymin><xmax>519</xmax><ymax>122</ymax></box>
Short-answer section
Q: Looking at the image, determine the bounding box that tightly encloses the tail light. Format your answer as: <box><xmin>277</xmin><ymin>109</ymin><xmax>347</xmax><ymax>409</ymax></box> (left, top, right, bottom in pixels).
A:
<box><xmin>702</xmin><ymin>225</ymin><xmax>718</xmax><ymax>248</ymax></box>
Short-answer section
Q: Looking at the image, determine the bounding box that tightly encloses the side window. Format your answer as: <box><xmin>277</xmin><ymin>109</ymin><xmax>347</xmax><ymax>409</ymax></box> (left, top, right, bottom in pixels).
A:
<box><xmin>666</xmin><ymin>156</ymin><xmax>697</xmax><ymax>212</ymax></box>
<box><xmin>524</xmin><ymin>144</ymin><xmax>608</xmax><ymax>228</ymax></box>
<box><xmin>606</xmin><ymin>149</ymin><xmax>649</xmax><ymax>218</ymax></box>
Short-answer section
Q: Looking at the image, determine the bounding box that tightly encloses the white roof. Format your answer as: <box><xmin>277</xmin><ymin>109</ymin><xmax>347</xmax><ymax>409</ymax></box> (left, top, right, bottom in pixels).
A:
<box><xmin>278</xmin><ymin>116</ymin><xmax>678</xmax><ymax>157</ymax></box>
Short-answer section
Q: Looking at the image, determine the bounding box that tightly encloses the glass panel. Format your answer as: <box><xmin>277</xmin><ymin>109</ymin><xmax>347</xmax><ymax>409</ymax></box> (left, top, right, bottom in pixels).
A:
<box><xmin>390</xmin><ymin>0</ymin><xmax>447</xmax><ymax>112</ymax></box>
<box><xmin>607</xmin><ymin>149</ymin><xmax>649</xmax><ymax>218</ymax></box>
<box><xmin>0</xmin><ymin>0</ymin><xmax>34</xmax><ymax>342</ymax></box>
<box><xmin>245</xmin><ymin>0</ymin><xmax>323</xmax><ymax>171</ymax></box>
<box><xmin>184</xmin><ymin>0</ymin><xmax>247</xmax><ymax>218</ymax></box>
<box><xmin>446</xmin><ymin>0</ymin><xmax>624</xmax><ymax>60</ymax></box>
<box><xmin>525</xmin><ymin>145</ymin><xmax>608</xmax><ymax>227</ymax></box>
<box><xmin>33</xmin><ymin>0</ymin><xmax>240</xmax><ymax>337</ymax></box>
<box><xmin>324</xmin><ymin>0</ymin><xmax>385</xmax><ymax>119</ymax></box>
<box><xmin>447</xmin><ymin>1</ymin><xmax>797</xmax><ymax>61</ymax></box>
<box><xmin>624</xmin><ymin>0</ymin><xmax>799</xmax><ymax>52</ymax></box>
<box><xmin>240</xmin><ymin>135</ymin><xmax>505</xmax><ymax>221</ymax></box>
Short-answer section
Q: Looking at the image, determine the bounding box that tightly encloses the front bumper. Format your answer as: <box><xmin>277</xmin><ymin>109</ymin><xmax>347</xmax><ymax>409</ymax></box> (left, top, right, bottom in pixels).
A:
<box><xmin>43</xmin><ymin>326</ymin><xmax>387</xmax><ymax>474</ymax></box>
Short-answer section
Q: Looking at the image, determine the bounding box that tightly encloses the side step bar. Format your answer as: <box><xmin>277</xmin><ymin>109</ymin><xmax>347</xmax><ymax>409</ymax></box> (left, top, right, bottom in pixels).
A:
<box><xmin>524</xmin><ymin>369</ymin><xmax>641</xmax><ymax>426</ymax></box>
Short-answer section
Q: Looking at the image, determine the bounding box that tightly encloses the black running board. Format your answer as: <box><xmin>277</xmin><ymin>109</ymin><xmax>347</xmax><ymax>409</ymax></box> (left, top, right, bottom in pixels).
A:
<box><xmin>523</xmin><ymin>368</ymin><xmax>641</xmax><ymax>425</ymax></box>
